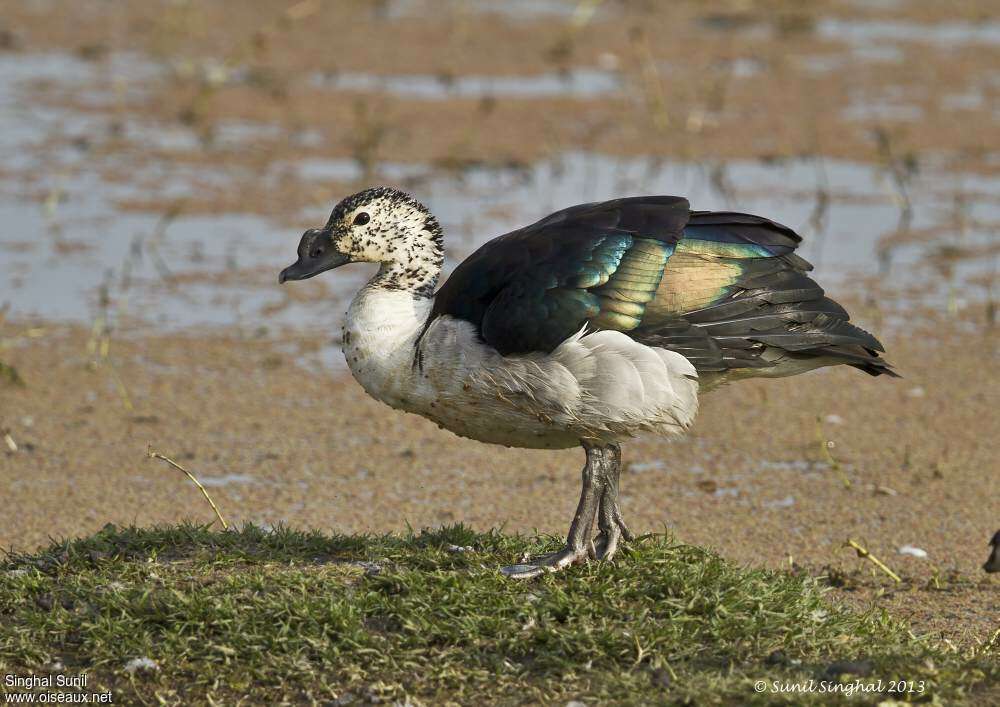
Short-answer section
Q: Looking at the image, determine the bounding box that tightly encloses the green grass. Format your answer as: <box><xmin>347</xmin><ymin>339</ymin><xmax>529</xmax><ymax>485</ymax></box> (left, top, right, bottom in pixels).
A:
<box><xmin>0</xmin><ymin>524</ymin><xmax>995</xmax><ymax>705</ymax></box>
<box><xmin>0</xmin><ymin>360</ymin><xmax>24</xmax><ymax>387</ymax></box>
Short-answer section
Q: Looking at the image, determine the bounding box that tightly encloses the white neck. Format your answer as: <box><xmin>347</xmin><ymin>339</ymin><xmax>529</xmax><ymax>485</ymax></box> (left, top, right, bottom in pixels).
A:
<box><xmin>342</xmin><ymin>282</ymin><xmax>434</xmax><ymax>410</ymax></box>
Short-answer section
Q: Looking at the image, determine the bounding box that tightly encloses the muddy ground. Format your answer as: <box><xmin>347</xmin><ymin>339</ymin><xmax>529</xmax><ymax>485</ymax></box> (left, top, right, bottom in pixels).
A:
<box><xmin>1</xmin><ymin>0</ymin><xmax>998</xmax><ymax>649</ymax></box>
<box><xmin>2</xmin><ymin>305</ymin><xmax>997</xmax><ymax>646</ymax></box>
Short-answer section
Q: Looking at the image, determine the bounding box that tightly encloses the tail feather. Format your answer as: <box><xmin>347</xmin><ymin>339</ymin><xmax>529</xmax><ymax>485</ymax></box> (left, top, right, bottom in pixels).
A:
<box><xmin>820</xmin><ymin>348</ymin><xmax>900</xmax><ymax>377</ymax></box>
<box><xmin>634</xmin><ymin>211</ymin><xmax>897</xmax><ymax>380</ymax></box>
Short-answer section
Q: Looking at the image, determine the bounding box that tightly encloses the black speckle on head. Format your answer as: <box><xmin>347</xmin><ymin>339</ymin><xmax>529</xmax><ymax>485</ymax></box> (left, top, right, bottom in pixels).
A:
<box><xmin>324</xmin><ymin>186</ymin><xmax>444</xmax><ymax>297</ymax></box>
<box><xmin>327</xmin><ymin>186</ymin><xmax>433</xmax><ymax>228</ymax></box>
<box><xmin>423</xmin><ymin>214</ymin><xmax>443</xmax><ymax>249</ymax></box>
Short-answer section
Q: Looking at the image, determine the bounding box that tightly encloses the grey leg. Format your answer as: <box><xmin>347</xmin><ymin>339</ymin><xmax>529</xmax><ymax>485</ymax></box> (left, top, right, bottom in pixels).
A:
<box><xmin>594</xmin><ymin>443</ymin><xmax>634</xmax><ymax>561</ymax></box>
<box><xmin>501</xmin><ymin>442</ymin><xmax>608</xmax><ymax>579</ymax></box>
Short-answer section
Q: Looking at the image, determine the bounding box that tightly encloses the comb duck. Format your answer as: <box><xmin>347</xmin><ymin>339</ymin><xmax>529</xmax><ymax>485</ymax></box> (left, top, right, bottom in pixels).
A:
<box><xmin>280</xmin><ymin>187</ymin><xmax>896</xmax><ymax>578</ymax></box>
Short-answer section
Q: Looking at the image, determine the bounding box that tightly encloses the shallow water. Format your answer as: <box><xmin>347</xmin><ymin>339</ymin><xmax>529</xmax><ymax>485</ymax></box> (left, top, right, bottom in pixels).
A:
<box><xmin>1</xmin><ymin>51</ymin><xmax>997</xmax><ymax>337</ymax></box>
<box><xmin>311</xmin><ymin>68</ymin><xmax>622</xmax><ymax>99</ymax></box>
<box><xmin>818</xmin><ymin>18</ymin><xmax>1000</xmax><ymax>47</ymax></box>
<box><xmin>388</xmin><ymin>0</ymin><xmax>607</xmax><ymax>21</ymax></box>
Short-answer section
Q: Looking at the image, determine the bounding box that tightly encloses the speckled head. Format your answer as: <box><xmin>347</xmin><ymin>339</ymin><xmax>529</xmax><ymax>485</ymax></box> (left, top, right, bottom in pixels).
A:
<box><xmin>279</xmin><ymin>186</ymin><xmax>444</xmax><ymax>295</ymax></box>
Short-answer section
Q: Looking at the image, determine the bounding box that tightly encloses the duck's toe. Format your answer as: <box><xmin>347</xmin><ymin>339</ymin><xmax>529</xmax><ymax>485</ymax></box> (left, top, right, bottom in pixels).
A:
<box><xmin>594</xmin><ymin>516</ymin><xmax>632</xmax><ymax>561</ymax></box>
<box><xmin>594</xmin><ymin>530</ymin><xmax>621</xmax><ymax>562</ymax></box>
<box><xmin>500</xmin><ymin>546</ymin><xmax>590</xmax><ymax>579</ymax></box>
<box><xmin>594</xmin><ymin>491</ymin><xmax>633</xmax><ymax>561</ymax></box>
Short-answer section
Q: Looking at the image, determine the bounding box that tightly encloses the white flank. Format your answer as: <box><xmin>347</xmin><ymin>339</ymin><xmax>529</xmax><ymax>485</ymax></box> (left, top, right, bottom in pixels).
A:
<box><xmin>343</xmin><ymin>286</ymin><xmax>699</xmax><ymax>449</ymax></box>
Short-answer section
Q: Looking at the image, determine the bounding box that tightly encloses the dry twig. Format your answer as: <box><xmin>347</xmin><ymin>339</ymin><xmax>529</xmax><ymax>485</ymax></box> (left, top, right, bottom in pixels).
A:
<box><xmin>147</xmin><ymin>447</ymin><xmax>229</xmax><ymax>530</ymax></box>
<box><xmin>846</xmin><ymin>539</ymin><xmax>902</xmax><ymax>583</ymax></box>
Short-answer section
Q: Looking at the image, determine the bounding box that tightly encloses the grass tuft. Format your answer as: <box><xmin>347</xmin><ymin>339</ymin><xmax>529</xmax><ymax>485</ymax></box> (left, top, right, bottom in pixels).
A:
<box><xmin>1</xmin><ymin>524</ymin><xmax>996</xmax><ymax>704</ymax></box>
<box><xmin>0</xmin><ymin>360</ymin><xmax>24</xmax><ymax>387</ymax></box>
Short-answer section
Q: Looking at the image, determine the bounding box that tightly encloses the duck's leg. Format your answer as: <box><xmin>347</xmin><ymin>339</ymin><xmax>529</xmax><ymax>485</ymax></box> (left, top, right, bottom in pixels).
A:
<box><xmin>501</xmin><ymin>442</ymin><xmax>610</xmax><ymax>579</ymax></box>
<box><xmin>593</xmin><ymin>443</ymin><xmax>634</xmax><ymax>562</ymax></box>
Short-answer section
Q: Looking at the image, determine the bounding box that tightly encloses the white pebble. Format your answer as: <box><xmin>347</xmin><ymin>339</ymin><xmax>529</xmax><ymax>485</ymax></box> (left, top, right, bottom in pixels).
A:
<box><xmin>897</xmin><ymin>545</ymin><xmax>928</xmax><ymax>559</ymax></box>
<box><xmin>124</xmin><ymin>657</ymin><xmax>159</xmax><ymax>674</ymax></box>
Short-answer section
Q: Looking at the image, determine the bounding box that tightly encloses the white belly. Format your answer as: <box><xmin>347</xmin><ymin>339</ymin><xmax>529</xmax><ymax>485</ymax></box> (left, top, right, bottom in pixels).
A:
<box><xmin>417</xmin><ymin>317</ymin><xmax>700</xmax><ymax>448</ymax></box>
<box><xmin>342</xmin><ymin>286</ymin><xmax>700</xmax><ymax>450</ymax></box>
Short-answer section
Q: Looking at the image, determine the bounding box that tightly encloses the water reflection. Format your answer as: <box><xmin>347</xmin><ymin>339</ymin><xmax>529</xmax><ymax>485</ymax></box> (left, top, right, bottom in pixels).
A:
<box><xmin>818</xmin><ymin>18</ymin><xmax>1000</xmax><ymax>47</ymax></box>
<box><xmin>1</xmin><ymin>51</ymin><xmax>996</xmax><ymax>335</ymax></box>
<box><xmin>311</xmin><ymin>68</ymin><xmax>622</xmax><ymax>99</ymax></box>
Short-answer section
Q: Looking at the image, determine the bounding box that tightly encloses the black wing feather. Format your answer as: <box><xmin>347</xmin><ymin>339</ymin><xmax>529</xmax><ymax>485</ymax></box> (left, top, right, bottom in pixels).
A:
<box><xmin>430</xmin><ymin>199</ymin><xmax>895</xmax><ymax>378</ymax></box>
<box><xmin>431</xmin><ymin>196</ymin><xmax>690</xmax><ymax>355</ymax></box>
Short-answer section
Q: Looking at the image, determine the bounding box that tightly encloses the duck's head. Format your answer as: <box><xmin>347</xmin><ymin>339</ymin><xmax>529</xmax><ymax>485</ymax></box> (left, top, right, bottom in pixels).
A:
<box><xmin>279</xmin><ymin>186</ymin><xmax>443</xmax><ymax>289</ymax></box>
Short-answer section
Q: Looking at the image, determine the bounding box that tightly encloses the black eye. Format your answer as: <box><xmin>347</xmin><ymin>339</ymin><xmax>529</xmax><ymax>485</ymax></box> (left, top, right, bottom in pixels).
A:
<box><xmin>353</xmin><ymin>212</ymin><xmax>370</xmax><ymax>226</ymax></box>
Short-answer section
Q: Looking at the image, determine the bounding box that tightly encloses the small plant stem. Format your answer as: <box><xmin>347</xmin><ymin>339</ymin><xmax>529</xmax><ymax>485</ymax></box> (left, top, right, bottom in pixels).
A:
<box><xmin>846</xmin><ymin>539</ymin><xmax>901</xmax><ymax>583</ymax></box>
<box><xmin>147</xmin><ymin>448</ymin><xmax>229</xmax><ymax>530</ymax></box>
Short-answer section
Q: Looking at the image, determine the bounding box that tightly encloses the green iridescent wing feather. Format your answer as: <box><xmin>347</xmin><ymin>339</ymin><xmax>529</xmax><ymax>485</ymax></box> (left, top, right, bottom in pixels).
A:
<box><xmin>431</xmin><ymin>196</ymin><xmax>689</xmax><ymax>355</ymax></box>
<box><xmin>431</xmin><ymin>201</ymin><xmax>895</xmax><ymax>377</ymax></box>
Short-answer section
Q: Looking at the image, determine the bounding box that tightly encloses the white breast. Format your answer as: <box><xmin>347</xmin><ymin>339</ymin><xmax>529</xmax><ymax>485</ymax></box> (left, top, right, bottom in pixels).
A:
<box><xmin>342</xmin><ymin>285</ymin><xmax>433</xmax><ymax>411</ymax></box>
